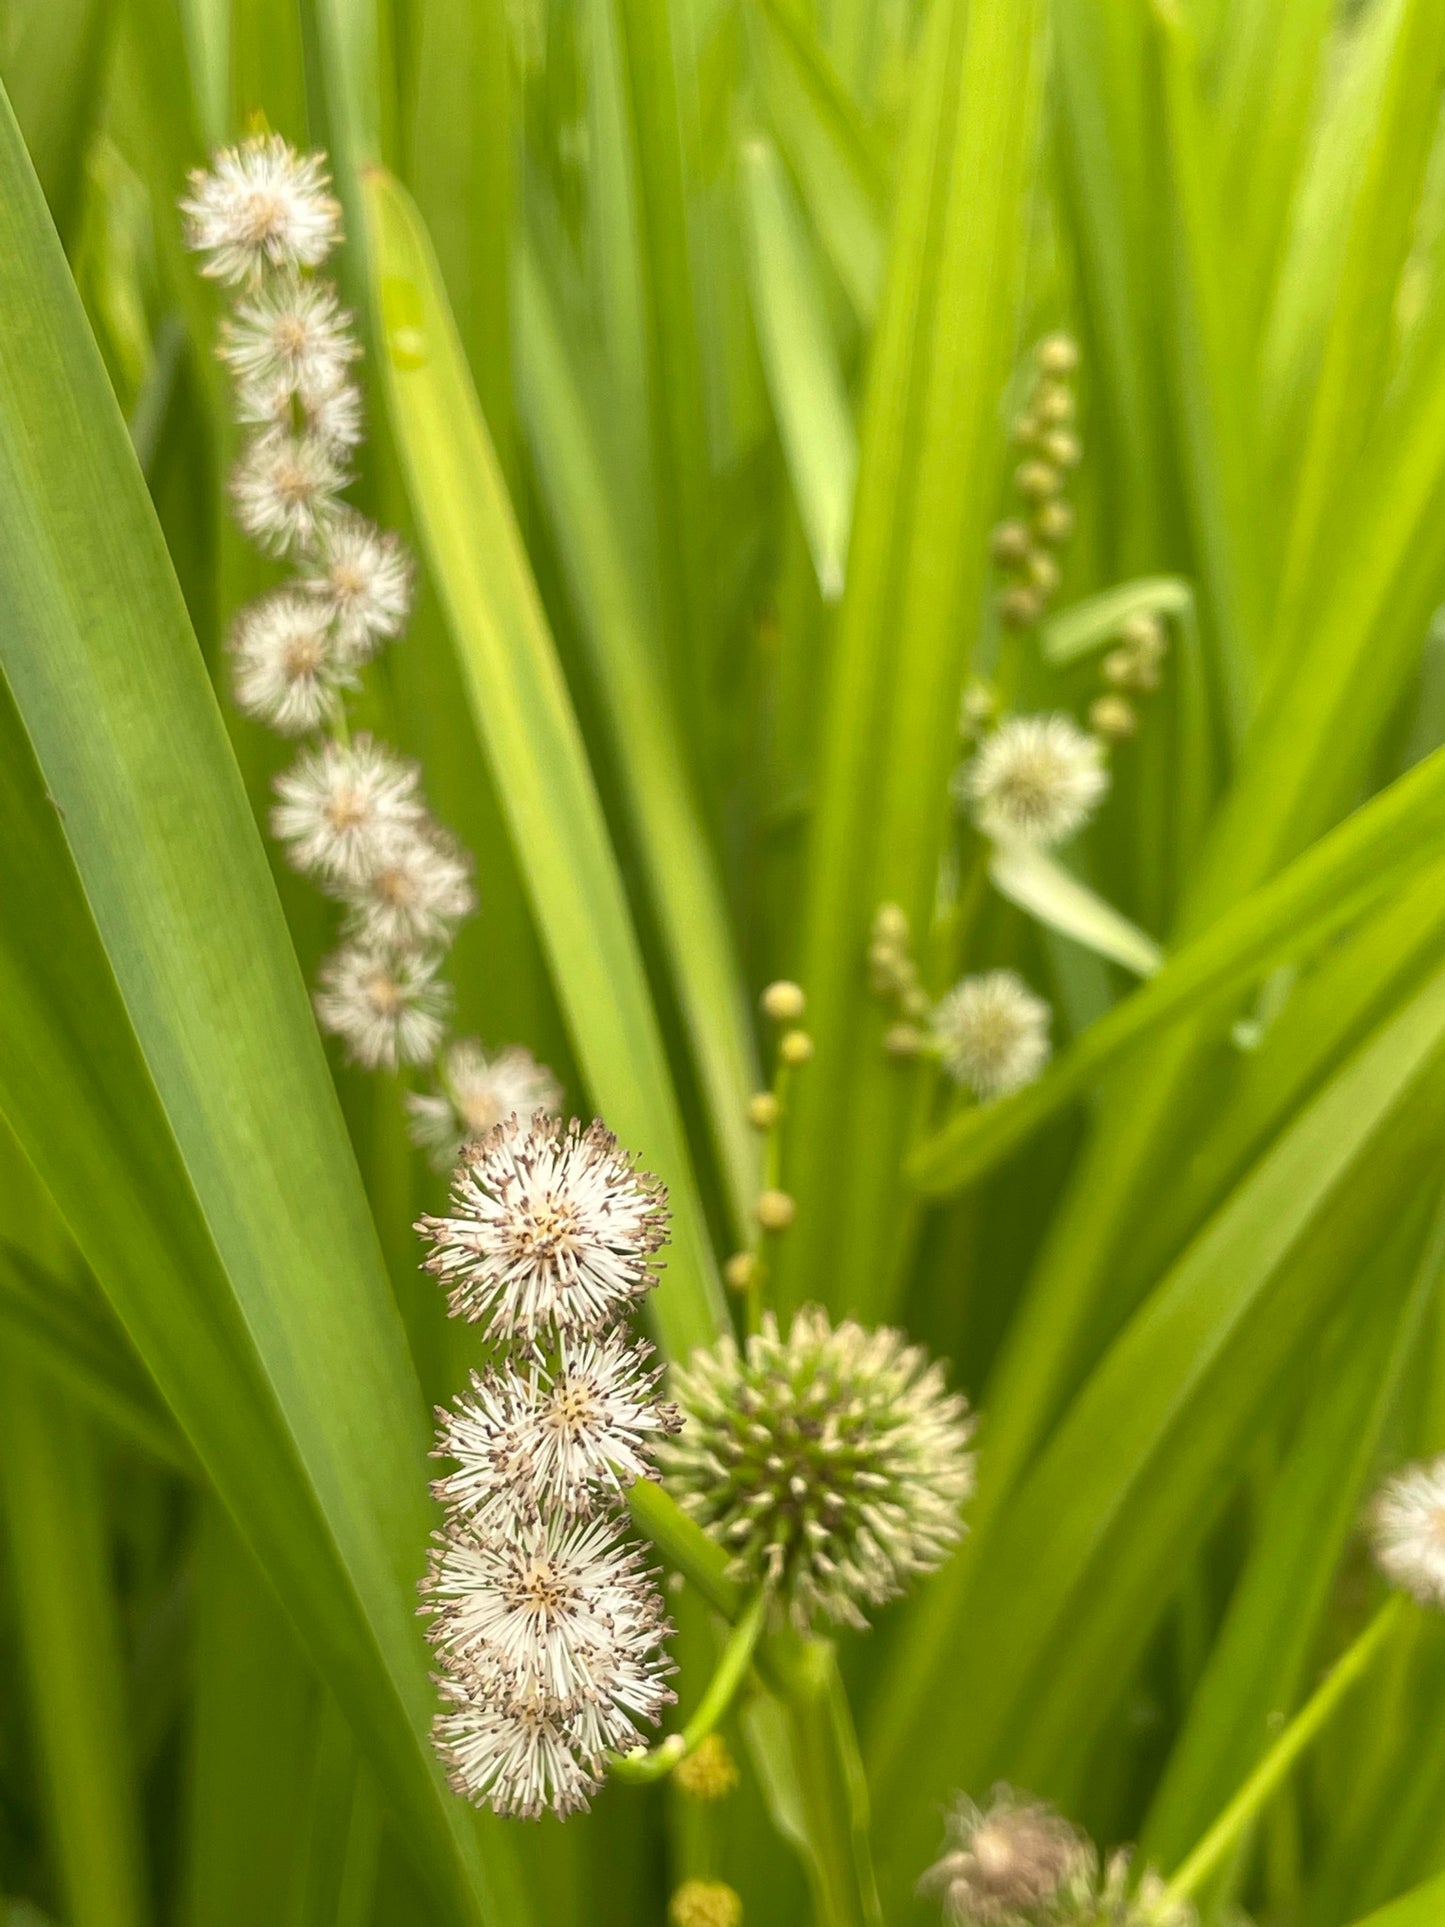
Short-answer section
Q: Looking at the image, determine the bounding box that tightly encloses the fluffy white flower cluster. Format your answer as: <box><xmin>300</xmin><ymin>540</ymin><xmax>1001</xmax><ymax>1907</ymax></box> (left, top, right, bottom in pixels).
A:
<box><xmin>417</xmin><ymin>1113</ymin><xmax>682</xmax><ymax>1818</ymax></box>
<box><xmin>183</xmin><ymin>139</ymin><xmax>556</xmax><ymax>1110</ymax></box>
<box><xmin>1369</xmin><ymin>1456</ymin><xmax>1445</xmax><ymax>1606</ymax></box>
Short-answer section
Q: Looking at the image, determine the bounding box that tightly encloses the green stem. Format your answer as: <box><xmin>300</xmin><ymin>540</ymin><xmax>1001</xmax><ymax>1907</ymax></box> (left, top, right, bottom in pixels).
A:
<box><xmin>1164</xmin><ymin>1592</ymin><xmax>1404</xmax><ymax>1903</ymax></box>
<box><xmin>610</xmin><ymin>1587</ymin><xmax>770</xmax><ymax>1783</ymax></box>
<box><xmin>749</xmin><ymin>1057</ymin><xmax>795</xmax><ymax>1334</ymax></box>
<box><xmin>765</xmin><ymin>1632</ymin><xmax>883</xmax><ymax>1927</ymax></box>
<box><xmin>627</xmin><ymin>1483</ymin><xmax>881</xmax><ymax>1926</ymax></box>
<box><xmin>627</xmin><ymin>1478</ymin><xmax>742</xmax><ymax>1618</ymax></box>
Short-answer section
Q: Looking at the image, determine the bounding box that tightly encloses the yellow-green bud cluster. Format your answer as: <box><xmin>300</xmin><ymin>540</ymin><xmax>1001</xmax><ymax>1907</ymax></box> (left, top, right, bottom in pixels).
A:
<box><xmin>1091</xmin><ymin>612</ymin><xmax>1169</xmax><ymax>744</ymax></box>
<box><xmin>670</xmin><ymin>1881</ymin><xmax>742</xmax><ymax>1927</ymax></box>
<box><xmin>992</xmin><ymin>334</ymin><xmax>1082</xmax><ymax>632</ymax></box>
<box><xmin>867</xmin><ymin>902</ymin><xmax>928</xmax><ymax>1043</ymax></box>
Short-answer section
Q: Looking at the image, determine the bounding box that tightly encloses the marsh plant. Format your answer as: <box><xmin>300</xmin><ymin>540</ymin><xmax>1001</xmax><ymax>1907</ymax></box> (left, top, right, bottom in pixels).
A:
<box><xmin>5</xmin><ymin>7</ymin><xmax>1445</xmax><ymax>1927</ymax></box>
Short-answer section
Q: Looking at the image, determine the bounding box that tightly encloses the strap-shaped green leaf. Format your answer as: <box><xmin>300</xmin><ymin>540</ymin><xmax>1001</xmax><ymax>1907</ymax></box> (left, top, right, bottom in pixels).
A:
<box><xmin>360</xmin><ymin>163</ymin><xmax>726</xmax><ymax>1359</ymax></box>
<box><xmin>872</xmin><ymin>960</ymin><xmax>1445</xmax><ymax>1881</ymax></box>
<box><xmin>0</xmin><ymin>86</ymin><xmax>521</xmax><ymax>1927</ymax></box>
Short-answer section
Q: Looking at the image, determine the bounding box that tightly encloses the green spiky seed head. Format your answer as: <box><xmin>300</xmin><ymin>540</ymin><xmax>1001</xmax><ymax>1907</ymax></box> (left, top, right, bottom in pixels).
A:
<box><xmin>660</xmin><ymin>1307</ymin><xmax>976</xmax><ymax>1630</ymax></box>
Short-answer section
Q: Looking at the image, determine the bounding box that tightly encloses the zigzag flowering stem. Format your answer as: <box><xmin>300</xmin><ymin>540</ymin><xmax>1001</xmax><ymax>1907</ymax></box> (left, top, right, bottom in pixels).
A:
<box><xmin>609</xmin><ymin>1587</ymin><xmax>771</xmax><ymax>1783</ymax></box>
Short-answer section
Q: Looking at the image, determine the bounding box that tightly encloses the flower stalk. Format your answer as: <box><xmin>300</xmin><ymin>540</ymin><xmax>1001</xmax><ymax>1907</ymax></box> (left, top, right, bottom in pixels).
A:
<box><xmin>609</xmin><ymin>1587</ymin><xmax>771</xmax><ymax>1783</ymax></box>
<box><xmin>1163</xmin><ymin>1592</ymin><xmax>1404</xmax><ymax>1904</ymax></box>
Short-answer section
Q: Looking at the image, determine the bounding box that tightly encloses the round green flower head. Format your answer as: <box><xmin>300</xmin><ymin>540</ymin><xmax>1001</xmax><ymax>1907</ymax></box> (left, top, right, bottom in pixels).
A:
<box><xmin>660</xmin><ymin>1305</ymin><xmax>976</xmax><ymax>1629</ymax></box>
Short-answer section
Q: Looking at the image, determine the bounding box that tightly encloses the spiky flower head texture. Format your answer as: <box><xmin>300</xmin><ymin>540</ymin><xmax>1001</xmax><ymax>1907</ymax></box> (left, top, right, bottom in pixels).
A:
<box><xmin>960</xmin><ymin>713</ymin><xmax>1108</xmax><ymax>848</ymax></box>
<box><xmin>313</xmin><ymin>941</ymin><xmax>450</xmax><ymax>1069</ymax></box>
<box><xmin>330</xmin><ymin>820</ymin><xmax>475</xmax><ymax>952</ymax></box>
<box><xmin>422</xmin><ymin>1507</ymin><xmax>674</xmax><ymax>1820</ymax></box>
<box><xmin>228</xmin><ymin>588</ymin><xmax>354</xmax><ymax>736</ymax></box>
<box><xmin>405</xmin><ymin>1039</ymin><xmax>561</xmax><ymax>1171</ymax></box>
<box><xmin>181</xmin><ymin>134</ymin><xmax>341</xmax><ymax>285</ymax></box>
<box><xmin>661</xmin><ymin>1306</ymin><xmax>976</xmax><ymax>1630</ymax></box>
<box><xmin>917</xmin><ymin>1786</ymin><xmax>1094</xmax><ymax>1926</ymax></box>
<box><xmin>301</xmin><ymin>509</ymin><xmax>415</xmax><ymax>663</ymax></box>
<box><xmin>432</xmin><ymin>1332</ymin><xmax>681</xmax><ymax>1526</ymax></box>
<box><xmin>417</xmin><ymin>1114</ymin><xmax>669</xmax><ymax>1343</ymax></box>
<box><xmin>1369</xmin><ymin>1455</ymin><xmax>1445</xmax><ymax>1606</ymax></box>
<box><xmin>932</xmin><ymin>971</ymin><xmax>1051</xmax><ymax>1100</ymax></box>
<box><xmin>271</xmin><ymin>734</ymin><xmax>426</xmax><ymax>885</ymax></box>
<box><xmin>217</xmin><ymin>274</ymin><xmax>360</xmax><ymax>404</ymax></box>
<box><xmin>230</xmin><ymin>425</ymin><xmax>350</xmax><ymax>556</ymax></box>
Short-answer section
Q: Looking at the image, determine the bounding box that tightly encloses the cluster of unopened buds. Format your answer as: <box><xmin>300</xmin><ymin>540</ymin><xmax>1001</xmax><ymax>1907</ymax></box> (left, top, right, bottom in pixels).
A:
<box><xmin>416</xmin><ymin>1111</ymin><xmax>682</xmax><ymax>1818</ymax></box>
<box><xmin>722</xmin><ymin>982</ymin><xmax>813</xmax><ymax>1302</ymax></box>
<box><xmin>991</xmin><ymin>333</ymin><xmax>1082</xmax><ymax>633</ymax></box>
<box><xmin>1089</xmin><ymin>611</ymin><xmax>1171</xmax><ymax>745</ymax></box>
<box><xmin>182</xmin><ymin>135</ymin><xmax>556</xmax><ymax>1141</ymax></box>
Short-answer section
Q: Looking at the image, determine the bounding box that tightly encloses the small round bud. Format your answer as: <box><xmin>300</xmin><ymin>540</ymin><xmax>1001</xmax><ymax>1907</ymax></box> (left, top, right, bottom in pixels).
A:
<box><xmin>1034</xmin><ymin>382</ymin><xmax>1076</xmax><ymax>426</ymax></box>
<box><xmin>1041</xmin><ymin>429</ymin><xmax>1081</xmax><ymax>469</ymax></box>
<box><xmin>901</xmin><ymin>985</ymin><xmax>931</xmax><ymax>1022</ymax></box>
<box><xmin>756</xmin><ymin>1189</ymin><xmax>796</xmax><ymax>1232</ymax></box>
<box><xmin>883</xmin><ymin>1023</ymin><xmax>923</xmax><ymax>1058</ymax></box>
<box><xmin>747</xmin><ymin>1091</ymin><xmax>780</xmax><ymax>1131</ymax></box>
<box><xmin>673</xmin><ymin>1734</ymin><xmax>739</xmax><ymax>1801</ymax></box>
<box><xmin>1034</xmin><ymin>500</ymin><xmax>1075</xmax><ymax>546</ymax></box>
<box><xmin>1119</xmin><ymin>611</ymin><xmax>1166</xmax><ymax>660</ymax></box>
<box><xmin>960</xmin><ymin>682</ymin><xmax>998</xmax><ymax>730</ymax></box>
<box><xmin>1026</xmin><ymin>550</ymin><xmax>1060</xmax><ymax>598</ymax></box>
<box><xmin>761</xmin><ymin>980</ymin><xmax>806</xmax><ymax>1023</ymax></box>
<box><xmin>1036</xmin><ymin>332</ymin><xmax>1080</xmax><ymax>376</ymax></box>
<box><xmin>867</xmin><ymin>942</ymin><xmax>905</xmax><ymax>993</ymax></box>
<box><xmin>1090</xmin><ymin>694</ymin><xmax>1137</xmax><ymax>741</ymax></box>
<box><xmin>1103</xmin><ymin>649</ymin><xmax>1135</xmax><ymax>687</ymax></box>
<box><xmin>779</xmin><ymin>1029</ymin><xmax>814</xmax><ymax>1067</ymax></box>
<box><xmin>998</xmin><ymin>584</ymin><xmax>1042</xmax><ymax>630</ymax></box>
<box><xmin>1012</xmin><ymin>413</ymin><xmax>1040</xmax><ymax>446</ymax></box>
<box><xmin>669</xmin><ymin>1881</ymin><xmax>742</xmax><ymax>1927</ymax></box>
<box><xmin>1015</xmin><ymin>460</ymin><xmax>1061</xmax><ymax>501</ymax></box>
<box><xmin>872</xmin><ymin>901</ymin><xmax>911</xmax><ymax>947</ymax></box>
<box><xmin>990</xmin><ymin>519</ymin><xmax>1031</xmax><ymax>567</ymax></box>
<box><xmin>724</xmin><ymin>1251</ymin><xmax>756</xmax><ymax>1293</ymax></box>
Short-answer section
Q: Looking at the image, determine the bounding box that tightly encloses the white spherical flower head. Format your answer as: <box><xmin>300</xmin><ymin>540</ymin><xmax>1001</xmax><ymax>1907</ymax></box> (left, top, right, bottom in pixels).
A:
<box><xmin>236</xmin><ymin>370</ymin><xmax>365</xmax><ymax>453</ymax></box>
<box><xmin>917</xmin><ymin>1787</ymin><xmax>1094</xmax><ymax>1926</ymax></box>
<box><xmin>432</xmin><ymin>1663</ymin><xmax>601</xmax><ymax>1820</ymax></box>
<box><xmin>333</xmin><ymin>820</ymin><xmax>475</xmax><ymax>951</ymax></box>
<box><xmin>302</xmin><ymin>510</ymin><xmax>415</xmax><ymax>663</ymax></box>
<box><xmin>433</xmin><ymin>1333</ymin><xmax>681</xmax><ymax>1525</ymax></box>
<box><xmin>271</xmin><ymin>735</ymin><xmax>426</xmax><ymax>884</ymax></box>
<box><xmin>218</xmin><ymin>276</ymin><xmax>360</xmax><ymax>408</ymax></box>
<box><xmin>313</xmin><ymin>941</ymin><xmax>450</xmax><ymax>1069</ymax></box>
<box><xmin>661</xmin><ymin>1306</ymin><xmax>976</xmax><ymax>1630</ymax></box>
<box><xmin>228</xmin><ymin>589</ymin><xmax>353</xmax><ymax>736</ymax></box>
<box><xmin>181</xmin><ymin>135</ymin><xmax>342</xmax><ymax>285</ymax></box>
<box><xmin>405</xmin><ymin>1039</ymin><xmax>562</xmax><ymax>1170</ymax></box>
<box><xmin>417</xmin><ymin>1114</ymin><xmax>670</xmax><ymax>1342</ymax></box>
<box><xmin>932</xmin><ymin>971</ymin><xmax>1051</xmax><ymax>1100</ymax></box>
<box><xmin>1370</xmin><ymin>1456</ymin><xmax>1445</xmax><ymax>1606</ymax></box>
<box><xmin>962</xmin><ymin>712</ymin><xmax>1109</xmax><ymax>847</ymax></box>
<box><xmin>423</xmin><ymin>1510</ymin><xmax>673</xmax><ymax>1717</ymax></box>
<box><xmin>230</xmin><ymin>427</ymin><xmax>350</xmax><ymax>557</ymax></box>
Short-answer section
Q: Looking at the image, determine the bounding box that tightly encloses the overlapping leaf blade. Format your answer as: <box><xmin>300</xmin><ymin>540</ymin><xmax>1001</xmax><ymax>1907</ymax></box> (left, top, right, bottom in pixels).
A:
<box><xmin>0</xmin><ymin>88</ymin><xmax>521</xmax><ymax>1927</ymax></box>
